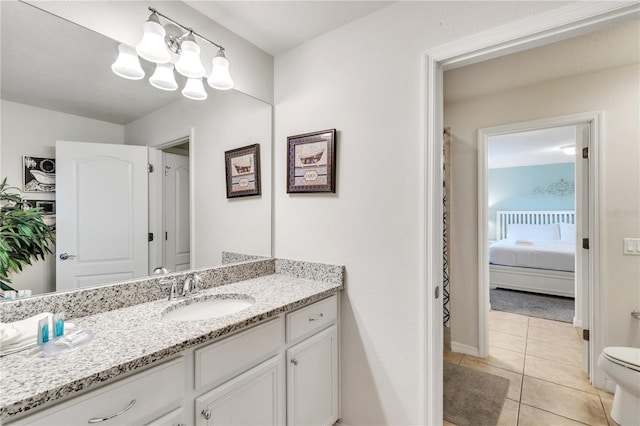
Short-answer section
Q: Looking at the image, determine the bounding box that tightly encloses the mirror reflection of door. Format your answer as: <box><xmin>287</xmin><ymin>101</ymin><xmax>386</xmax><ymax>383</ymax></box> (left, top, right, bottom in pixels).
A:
<box><xmin>56</xmin><ymin>141</ymin><xmax>149</xmax><ymax>291</ymax></box>
<box><xmin>163</xmin><ymin>149</ymin><xmax>190</xmax><ymax>272</ymax></box>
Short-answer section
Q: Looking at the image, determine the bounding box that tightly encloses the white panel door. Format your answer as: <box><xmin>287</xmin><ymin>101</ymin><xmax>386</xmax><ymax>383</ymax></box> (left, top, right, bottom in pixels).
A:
<box><xmin>287</xmin><ymin>325</ymin><xmax>338</xmax><ymax>426</ymax></box>
<box><xmin>56</xmin><ymin>141</ymin><xmax>148</xmax><ymax>291</ymax></box>
<box><xmin>163</xmin><ymin>152</ymin><xmax>190</xmax><ymax>272</ymax></box>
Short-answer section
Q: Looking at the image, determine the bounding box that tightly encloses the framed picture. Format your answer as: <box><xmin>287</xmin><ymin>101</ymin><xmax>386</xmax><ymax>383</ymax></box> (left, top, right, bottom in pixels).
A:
<box><xmin>225</xmin><ymin>144</ymin><xmax>261</xmax><ymax>198</ymax></box>
<box><xmin>287</xmin><ymin>129</ymin><xmax>336</xmax><ymax>193</ymax></box>
<box><xmin>23</xmin><ymin>156</ymin><xmax>55</xmax><ymax>192</ymax></box>
<box><xmin>22</xmin><ymin>199</ymin><xmax>56</xmax><ymax>230</ymax></box>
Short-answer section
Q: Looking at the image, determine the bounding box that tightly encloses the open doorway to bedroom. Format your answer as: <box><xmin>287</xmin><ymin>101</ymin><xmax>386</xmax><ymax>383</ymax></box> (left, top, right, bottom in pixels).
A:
<box><xmin>486</xmin><ymin>125</ymin><xmax>577</xmax><ymax>326</ymax></box>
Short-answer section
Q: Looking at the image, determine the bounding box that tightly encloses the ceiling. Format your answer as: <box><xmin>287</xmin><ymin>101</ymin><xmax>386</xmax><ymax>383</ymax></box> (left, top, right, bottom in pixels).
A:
<box><xmin>184</xmin><ymin>1</ymin><xmax>395</xmax><ymax>55</ymax></box>
<box><xmin>488</xmin><ymin>126</ymin><xmax>576</xmax><ymax>169</ymax></box>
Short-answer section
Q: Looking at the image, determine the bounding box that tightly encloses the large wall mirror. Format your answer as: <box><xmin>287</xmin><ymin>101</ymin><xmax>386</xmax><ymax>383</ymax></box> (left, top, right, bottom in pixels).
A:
<box><xmin>0</xmin><ymin>1</ymin><xmax>273</xmax><ymax>297</ymax></box>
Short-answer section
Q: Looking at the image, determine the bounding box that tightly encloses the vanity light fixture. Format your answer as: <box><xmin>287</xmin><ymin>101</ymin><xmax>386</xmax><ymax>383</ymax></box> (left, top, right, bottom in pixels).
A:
<box><xmin>111</xmin><ymin>7</ymin><xmax>234</xmax><ymax>99</ymax></box>
<box><xmin>560</xmin><ymin>144</ymin><xmax>576</xmax><ymax>156</ymax></box>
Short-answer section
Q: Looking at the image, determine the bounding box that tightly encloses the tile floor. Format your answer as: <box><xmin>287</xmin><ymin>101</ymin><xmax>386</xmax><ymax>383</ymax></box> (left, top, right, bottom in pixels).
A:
<box><xmin>444</xmin><ymin>310</ymin><xmax>617</xmax><ymax>426</ymax></box>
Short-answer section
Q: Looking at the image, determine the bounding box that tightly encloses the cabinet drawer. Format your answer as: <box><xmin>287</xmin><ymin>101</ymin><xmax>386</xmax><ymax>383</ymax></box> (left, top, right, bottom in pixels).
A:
<box><xmin>286</xmin><ymin>295</ymin><xmax>337</xmax><ymax>343</ymax></box>
<box><xmin>195</xmin><ymin>317</ymin><xmax>284</xmax><ymax>391</ymax></box>
<box><xmin>145</xmin><ymin>406</ymin><xmax>184</xmax><ymax>426</ymax></box>
<box><xmin>16</xmin><ymin>358</ymin><xmax>184</xmax><ymax>426</ymax></box>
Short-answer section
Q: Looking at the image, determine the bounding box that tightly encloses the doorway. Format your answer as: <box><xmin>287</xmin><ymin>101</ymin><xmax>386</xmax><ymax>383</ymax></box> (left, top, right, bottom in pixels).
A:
<box><xmin>148</xmin><ymin>137</ymin><xmax>191</xmax><ymax>275</ymax></box>
<box><xmin>423</xmin><ymin>3</ymin><xmax>637</xmax><ymax>425</ymax></box>
<box><xmin>478</xmin><ymin>118</ymin><xmax>595</xmax><ymax>375</ymax></box>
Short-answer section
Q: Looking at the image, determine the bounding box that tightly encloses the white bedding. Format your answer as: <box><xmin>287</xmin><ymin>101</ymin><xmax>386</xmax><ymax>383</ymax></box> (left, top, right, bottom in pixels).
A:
<box><xmin>489</xmin><ymin>239</ymin><xmax>575</xmax><ymax>272</ymax></box>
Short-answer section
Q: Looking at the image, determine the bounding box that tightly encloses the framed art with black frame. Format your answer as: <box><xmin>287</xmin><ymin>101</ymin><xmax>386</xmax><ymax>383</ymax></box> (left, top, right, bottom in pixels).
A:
<box><xmin>225</xmin><ymin>144</ymin><xmax>261</xmax><ymax>198</ymax></box>
<box><xmin>287</xmin><ymin>129</ymin><xmax>336</xmax><ymax>193</ymax></box>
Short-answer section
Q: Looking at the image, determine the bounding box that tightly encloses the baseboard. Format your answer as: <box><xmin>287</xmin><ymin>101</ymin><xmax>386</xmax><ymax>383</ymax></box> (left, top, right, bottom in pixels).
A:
<box><xmin>451</xmin><ymin>341</ymin><xmax>480</xmax><ymax>357</ymax></box>
<box><xmin>573</xmin><ymin>317</ymin><xmax>583</xmax><ymax>328</ymax></box>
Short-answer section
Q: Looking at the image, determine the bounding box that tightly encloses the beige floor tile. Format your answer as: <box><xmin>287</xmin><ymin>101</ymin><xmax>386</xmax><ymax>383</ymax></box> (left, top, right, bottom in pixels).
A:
<box><xmin>444</xmin><ymin>349</ymin><xmax>464</xmax><ymax>365</ymax></box>
<box><xmin>529</xmin><ymin>316</ymin><xmax>576</xmax><ymax>332</ymax></box>
<box><xmin>518</xmin><ymin>404</ymin><xmax>586</xmax><ymax>426</ymax></box>
<box><xmin>600</xmin><ymin>394</ymin><xmax>619</xmax><ymax>426</ymax></box>
<box><xmin>490</xmin><ymin>309</ymin><xmax>530</xmax><ymax>325</ymax></box>
<box><xmin>528</xmin><ymin>324</ymin><xmax>582</xmax><ymax>345</ymax></box>
<box><xmin>490</xmin><ymin>329</ymin><xmax>526</xmax><ymax>353</ymax></box>
<box><xmin>460</xmin><ymin>357</ymin><xmax>523</xmax><ymax>401</ymax></box>
<box><xmin>526</xmin><ymin>336</ymin><xmax>583</xmax><ymax>367</ymax></box>
<box><xmin>443</xmin><ymin>421</ymin><xmax>457</xmax><ymax>426</ymax></box>
<box><xmin>464</xmin><ymin>346</ymin><xmax>525</xmax><ymax>374</ymax></box>
<box><xmin>489</xmin><ymin>319</ymin><xmax>529</xmax><ymax>338</ymax></box>
<box><xmin>524</xmin><ymin>355</ymin><xmax>597</xmax><ymax>394</ymax></box>
<box><xmin>521</xmin><ymin>376</ymin><xmax>608</xmax><ymax>425</ymax></box>
<box><xmin>497</xmin><ymin>398</ymin><xmax>519</xmax><ymax>426</ymax></box>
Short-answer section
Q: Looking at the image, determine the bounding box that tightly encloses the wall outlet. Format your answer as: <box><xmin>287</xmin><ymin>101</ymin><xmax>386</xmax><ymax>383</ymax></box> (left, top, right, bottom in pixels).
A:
<box><xmin>623</xmin><ymin>238</ymin><xmax>640</xmax><ymax>255</ymax></box>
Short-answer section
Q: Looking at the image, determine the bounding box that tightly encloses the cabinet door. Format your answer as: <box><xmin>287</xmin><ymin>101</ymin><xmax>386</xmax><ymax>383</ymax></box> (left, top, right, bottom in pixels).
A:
<box><xmin>195</xmin><ymin>355</ymin><xmax>284</xmax><ymax>426</ymax></box>
<box><xmin>287</xmin><ymin>325</ymin><xmax>338</xmax><ymax>426</ymax></box>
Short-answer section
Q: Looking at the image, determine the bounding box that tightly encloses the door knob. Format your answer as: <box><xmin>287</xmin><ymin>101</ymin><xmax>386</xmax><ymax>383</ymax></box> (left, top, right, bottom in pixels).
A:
<box><xmin>59</xmin><ymin>253</ymin><xmax>77</xmax><ymax>260</ymax></box>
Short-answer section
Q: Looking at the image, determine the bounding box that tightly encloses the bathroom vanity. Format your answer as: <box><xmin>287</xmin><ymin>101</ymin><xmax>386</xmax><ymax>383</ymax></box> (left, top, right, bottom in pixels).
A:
<box><xmin>0</xmin><ymin>258</ymin><xmax>343</xmax><ymax>425</ymax></box>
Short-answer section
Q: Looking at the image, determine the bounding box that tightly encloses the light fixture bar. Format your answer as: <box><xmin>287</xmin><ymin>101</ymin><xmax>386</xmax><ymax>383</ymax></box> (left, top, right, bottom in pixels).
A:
<box><xmin>148</xmin><ymin>7</ymin><xmax>225</xmax><ymax>52</ymax></box>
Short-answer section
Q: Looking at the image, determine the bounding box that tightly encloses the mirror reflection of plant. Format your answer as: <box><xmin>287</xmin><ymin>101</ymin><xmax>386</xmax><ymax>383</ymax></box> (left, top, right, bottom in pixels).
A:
<box><xmin>0</xmin><ymin>178</ymin><xmax>56</xmax><ymax>290</ymax></box>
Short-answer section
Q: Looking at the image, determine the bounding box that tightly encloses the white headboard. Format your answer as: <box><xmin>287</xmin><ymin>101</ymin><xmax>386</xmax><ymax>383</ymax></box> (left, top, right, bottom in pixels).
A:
<box><xmin>496</xmin><ymin>210</ymin><xmax>575</xmax><ymax>241</ymax></box>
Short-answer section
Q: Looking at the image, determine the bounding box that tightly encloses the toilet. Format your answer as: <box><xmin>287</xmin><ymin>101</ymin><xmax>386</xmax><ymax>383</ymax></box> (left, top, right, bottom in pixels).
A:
<box><xmin>597</xmin><ymin>347</ymin><xmax>640</xmax><ymax>425</ymax></box>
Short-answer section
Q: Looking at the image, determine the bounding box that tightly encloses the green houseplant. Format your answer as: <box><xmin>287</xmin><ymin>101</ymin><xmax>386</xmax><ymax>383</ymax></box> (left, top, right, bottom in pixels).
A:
<box><xmin>0</xmin><ymin>178</ymin><xmax>56</xmax><ymax>290</ymax></box>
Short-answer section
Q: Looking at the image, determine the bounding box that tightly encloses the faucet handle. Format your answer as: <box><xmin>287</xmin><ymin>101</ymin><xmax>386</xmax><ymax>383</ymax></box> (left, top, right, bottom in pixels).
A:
<box><xmin>190</xmin><ymin>273</ymin><xmax>201</xmax><ymax>293</ymax></box>
<box><xmin>160</xmin><ymin>277</ymin><xmax>179</xmax><ymax>300</ymax></box>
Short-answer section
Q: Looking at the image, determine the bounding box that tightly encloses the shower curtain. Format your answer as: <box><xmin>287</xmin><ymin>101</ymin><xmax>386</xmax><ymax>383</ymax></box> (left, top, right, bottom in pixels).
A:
<box><xmin>443</xmin><ymin>128</ymin><xmax>451</xmax><ymax>328</ymax></box>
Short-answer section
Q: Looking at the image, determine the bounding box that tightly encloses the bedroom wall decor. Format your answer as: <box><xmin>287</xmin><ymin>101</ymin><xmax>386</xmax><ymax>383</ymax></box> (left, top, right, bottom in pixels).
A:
<box><xmin>532</xmin><ymin>177</ymin><xmax>575</xmax><ymax>198</ymax></box>
<box><xmin>287</xmin><ymin>129</ymin><xmax>336</xmax><ymax>193</ymax></box>
<box><xmin>225</xmin><ymin>144</ymin><xmax>261</xmax><ymax>198</ymax></box>
<box><xmin>23</xmin><ymin>156</ymin><xmax>55</xmax><ymax>192</ymax></box>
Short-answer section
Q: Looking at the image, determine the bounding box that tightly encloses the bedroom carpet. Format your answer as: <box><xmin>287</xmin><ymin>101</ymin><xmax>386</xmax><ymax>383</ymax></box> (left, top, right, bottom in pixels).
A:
<box><xmin>444</xmin><ymin>363</ymin><xmax>509</xmax><ymax>426</ymax></box>
<box><xmin>490</xmin><ymin>288</ymin><xmax>574</xmax><ymax>323</ymax></box>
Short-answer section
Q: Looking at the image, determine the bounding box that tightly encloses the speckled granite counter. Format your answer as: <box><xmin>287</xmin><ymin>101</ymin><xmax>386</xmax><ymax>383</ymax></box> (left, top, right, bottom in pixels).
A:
<box><xmin>0</xmin><ymin>259</ymin><xmax>344</xmax><ymax>420</ymax></box>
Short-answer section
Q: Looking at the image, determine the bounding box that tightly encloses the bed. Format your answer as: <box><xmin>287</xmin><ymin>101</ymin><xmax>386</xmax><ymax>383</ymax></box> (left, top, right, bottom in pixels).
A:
<box><xmin>489</xmin><ymin>210</ymin><xmax>576</xmax><ymax>298</ymax></box>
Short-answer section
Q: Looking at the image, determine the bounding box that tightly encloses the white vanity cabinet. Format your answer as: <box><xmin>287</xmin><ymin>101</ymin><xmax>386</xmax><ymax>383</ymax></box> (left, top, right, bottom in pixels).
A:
<box><xmin>286</xmin><ymin>295</ymin><xmax>339</xmax><ymax>426</ymax></box>
<box><xmin>7</xmin><ymin>294</ymin><xmax>340</xmax><ymax>426</ymax></box>
<box><xmin>195</xmin><ymin>355</ymin><xmax>284</xmax><ymax>425</ymax></box>
<box><xmin>12</xmin><ymin>357</ymin><xmax>185</xmax><ymax>426</ymax></box>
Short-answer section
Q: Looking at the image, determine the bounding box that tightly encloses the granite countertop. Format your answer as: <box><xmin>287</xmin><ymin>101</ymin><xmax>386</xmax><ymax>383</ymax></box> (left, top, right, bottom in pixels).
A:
<box><xmin>0</xmin><ymin>273</ymin><xmax>342</xmax><ymax>420</ymax></box>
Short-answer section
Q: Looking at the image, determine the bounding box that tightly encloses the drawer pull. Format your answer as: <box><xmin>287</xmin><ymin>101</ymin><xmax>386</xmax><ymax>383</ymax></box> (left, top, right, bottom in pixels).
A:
<box><xmin>308</xmin><ymin>313</ymin><xmax>324</xmax><ymax>322</ymax></box>
<box><xmin>202</xmin><ymin>409</ymin><xmax>212</xmax><ymax>420</ymax></box>
<box><xmin>290</xmin><ymin>358</ymin><xmax>299</xmax><ymax>366</ymax></box>
<box><xmin>88</xmin><ymin>399</ymin><xmax>136</xmax><ymax>423</ymax></box>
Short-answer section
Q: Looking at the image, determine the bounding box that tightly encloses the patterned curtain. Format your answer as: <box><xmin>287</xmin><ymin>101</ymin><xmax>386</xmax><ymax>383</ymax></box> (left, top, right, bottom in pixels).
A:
<box><xmin>443</xmin><ymin>128</ymin><xmax>451</xmax><ymax>327</ymax></box>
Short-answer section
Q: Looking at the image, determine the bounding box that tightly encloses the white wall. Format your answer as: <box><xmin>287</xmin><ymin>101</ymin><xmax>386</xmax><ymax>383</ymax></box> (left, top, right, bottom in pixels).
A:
<box><xmin>273</xmin><ymin>2</ymin><xmax>571</xmax><ymax>424</ymax></box>
<box><xmin>445</xmin><ymin>64</ymin><xmax>640</xmax><ymax>350</ymax></box>
<box><xmin>27</xmin><ymin>1</ymin><xmax>274</xmax><ymax>104</ymax></box>
<box><xmin>125</xmin><ymin>91</ymin><xmax>272</xmax><ymax>269</ymax></box>
<box><xmin>0</xmin><ymin>100</ymin><xmax>124</xmax><ymax>295</ymax></box>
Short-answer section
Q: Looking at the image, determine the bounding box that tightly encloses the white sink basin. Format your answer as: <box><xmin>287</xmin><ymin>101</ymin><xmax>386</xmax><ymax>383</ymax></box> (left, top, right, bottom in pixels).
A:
<box><xmin>162</xmin><ymin>294</ymin><xmax>254</xmax><ymax>321</ymax></box>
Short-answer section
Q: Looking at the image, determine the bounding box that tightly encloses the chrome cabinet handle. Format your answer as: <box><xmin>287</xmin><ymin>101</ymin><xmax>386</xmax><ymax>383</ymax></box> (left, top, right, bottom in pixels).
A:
<box><xmin>290</xmin><ymin>358</ymin><xmax>299</xmax><ymax>366</ymax></box>
<box><xmin>88</xmin><ymin>399</ymin><xmax>136</xmax><ymax>423</ymax></box>
<box><xmin>308</xmin><ymin>313</ymin><xmax>324</xmax><ymax>322</ymax></box>
<box><xmin>59</xmin><ymin>252</ymin><xmax>77</xmax><ymax>260</ymax></box>
<box><xmin>201</xmin><ymin>409</ymin><xmax>212</xmax><ymax>420</ymax></box>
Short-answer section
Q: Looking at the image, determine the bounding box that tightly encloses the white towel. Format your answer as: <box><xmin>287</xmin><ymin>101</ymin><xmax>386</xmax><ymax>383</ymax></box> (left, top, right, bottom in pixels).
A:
<box><xmin>0</xmin><ymin>313</ymin><xmax>76</xmax><ymax>356</ymax></box>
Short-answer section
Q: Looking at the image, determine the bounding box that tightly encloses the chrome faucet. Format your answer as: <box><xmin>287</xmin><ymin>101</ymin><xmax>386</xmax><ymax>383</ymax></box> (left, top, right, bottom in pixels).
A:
<box><xmin>165</xmin><ymin>273</ymin><xmax>201</xmax><ymax>300</ymax></box>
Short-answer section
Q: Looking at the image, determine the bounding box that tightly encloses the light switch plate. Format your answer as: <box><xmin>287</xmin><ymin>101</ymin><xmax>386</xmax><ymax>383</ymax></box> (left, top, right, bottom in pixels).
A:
<box><xmin>623</xmin><ymin>238</ymin><xmax>640</xmax><ymax>255</ymax></box>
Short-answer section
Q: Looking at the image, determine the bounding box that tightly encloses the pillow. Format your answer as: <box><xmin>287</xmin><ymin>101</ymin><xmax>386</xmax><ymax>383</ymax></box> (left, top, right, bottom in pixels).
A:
<box><xmin>506</xmin><ymin>223</ymin><xmax>560</xmax><ymax>241</ymax></box>
<box><xmin>559</xmin><ymin>223</ymin><xmax>576</xmax><ymax>242</ymax></box>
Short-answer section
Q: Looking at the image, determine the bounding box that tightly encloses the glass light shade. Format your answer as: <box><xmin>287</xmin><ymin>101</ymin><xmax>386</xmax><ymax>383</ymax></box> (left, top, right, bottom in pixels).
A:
<box><xmin>111</xmin><ymin>44</ymin><xmax>145</xmax><ymax>80</ymax></box>
<box><xmin>207</xmin><ymin>50</ymin><xmax>234</xmax><ymax>90</ymax></box>
<box><xmin>149</xmin><ymin>63</ymin><xmax>178</xmax><ymax>91</ymax></box>
<box><xmin>175</xmin><ymin>38</ymin><xmax>205</xmax><ymax>78</ymax></box>
<box><xmin>182</xmin><ymin>77</ymin><xmax>208</xmax><ymax>100</ymax></box>
<box><xmin>135</xmin><ymin>14</ymin><xmax>171</xmax><ymax>64</ymax></box>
